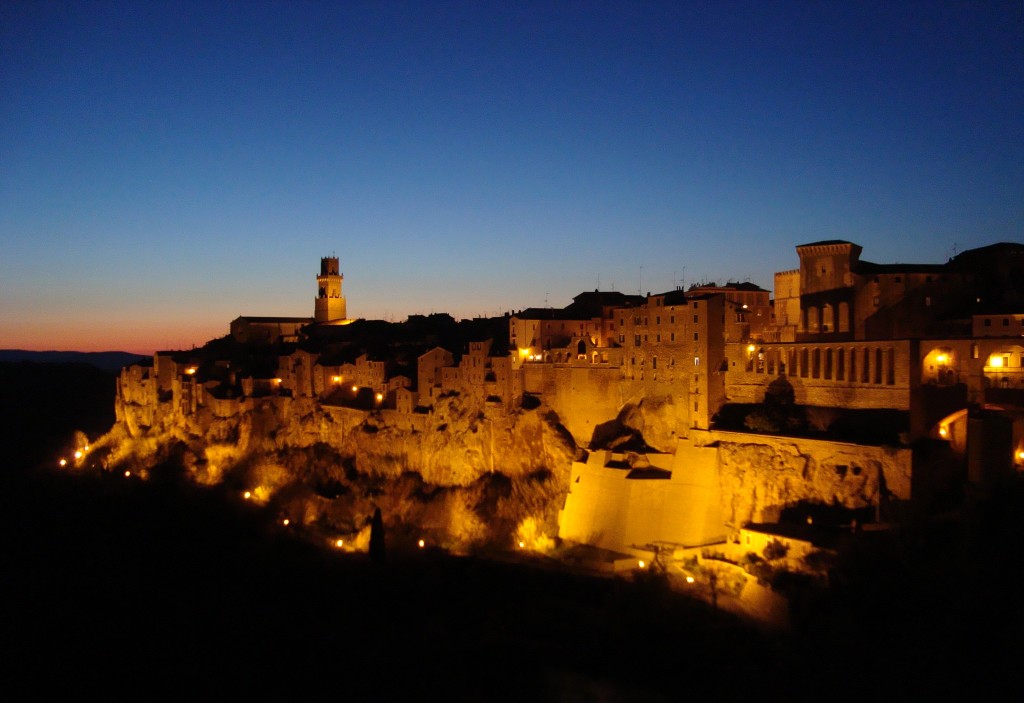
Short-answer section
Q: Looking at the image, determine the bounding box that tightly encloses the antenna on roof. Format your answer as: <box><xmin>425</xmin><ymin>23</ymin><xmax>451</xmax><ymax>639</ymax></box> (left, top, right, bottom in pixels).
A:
<box><xmin>639</xmin><ymin>266</ymin><xmax>643</xmax><ymax>296</ymax></box>
<box><xmin>597</xmin><ymin>273</ymin><xmax>601</xmax><ymax>290</ymax></box>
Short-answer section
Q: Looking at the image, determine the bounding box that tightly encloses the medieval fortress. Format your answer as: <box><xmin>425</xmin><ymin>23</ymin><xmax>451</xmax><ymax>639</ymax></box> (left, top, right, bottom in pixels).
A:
<box><xmin>112</xmin><ymin>241</ymin><xmax>1024</xmax><ymax>564</ymax></box>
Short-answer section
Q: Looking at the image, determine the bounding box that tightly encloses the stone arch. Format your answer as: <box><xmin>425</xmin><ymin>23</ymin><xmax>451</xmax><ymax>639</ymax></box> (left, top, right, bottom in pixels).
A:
<box><xmin>838</xmin><ymin>301</ymin><xmax>850</xmax><ymax>333</ymax></box>
<box><xmin>922</xmin><ymin>345</ymin><xmax>957</xmax><ymax>385</ymax></box>
<box><xmin>807</xmin><ymin>305</ymin><xmax>820</xmax><ymax>334</ymax></box>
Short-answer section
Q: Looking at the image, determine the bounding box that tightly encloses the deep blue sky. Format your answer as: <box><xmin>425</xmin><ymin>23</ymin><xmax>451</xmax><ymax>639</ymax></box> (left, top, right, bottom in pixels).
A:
<box><xmin>2</xmin><ymin>1</ymin><xmax>1021</xmax><ymax>353</ymax></box>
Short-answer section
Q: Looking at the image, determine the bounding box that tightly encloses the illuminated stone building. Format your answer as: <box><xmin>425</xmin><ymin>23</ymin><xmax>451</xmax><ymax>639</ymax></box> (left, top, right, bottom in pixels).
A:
<box><xmin>112</xmin><ymin>241</ymin><xmax>1024</xmax><ymax>562</ymax></box>
<box><xmin>314</xmin><ymin>256</ymin><xmax>347</xmax><ymax>323</ymax></box>
<box><xmin>686</xmin><ymin>281</ymin><xmax>772</xmax><ymax>341</ymax></box>
<box><xmin>612</xmin><ymin>290</ymin><xmax>726</xmax><ymax>430</ymax></box>
<box><xmin>509</xmin><ymin>290</ymin><xmax>644</xmax><ymax>359</ymax></box>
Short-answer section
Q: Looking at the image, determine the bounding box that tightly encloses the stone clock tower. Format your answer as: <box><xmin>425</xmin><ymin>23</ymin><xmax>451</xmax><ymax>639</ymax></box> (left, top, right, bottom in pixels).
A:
<box><xmin>314</xmin><ymin>256</ymin><xmax>347</xmax><ymax>323</ymax></box>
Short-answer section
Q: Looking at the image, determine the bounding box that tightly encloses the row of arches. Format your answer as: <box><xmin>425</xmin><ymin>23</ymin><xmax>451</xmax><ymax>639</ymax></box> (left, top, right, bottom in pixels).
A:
<box><xmin>747</xmin><ymin>345</ymin><xmax>897</xmax><ymax>385</ymax></box>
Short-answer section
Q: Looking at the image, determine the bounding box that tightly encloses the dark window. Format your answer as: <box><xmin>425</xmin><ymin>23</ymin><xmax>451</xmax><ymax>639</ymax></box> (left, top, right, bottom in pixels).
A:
<box><xmin>984</xmin><ymin>319</ymin><xmax>992</xmax><ymax>327</ymax></box>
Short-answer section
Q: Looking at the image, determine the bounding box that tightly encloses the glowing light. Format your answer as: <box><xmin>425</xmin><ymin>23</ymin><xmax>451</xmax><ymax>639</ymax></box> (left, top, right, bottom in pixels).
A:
<box><xmin>742</xmin><ymin>304</ymin><xmax>748</xmax><ymax>309</ymax></box>
<box><xmin>74</xmin><ymin>450</ymin><xmax>83</xmax><ymax>460</ymax></box>
<box><xmin>747</xmin><ymin>344</ymin><xmax>756</xmax><ymax>353</ymax></box>
<box><xmin>351</xmin><ymin>386</ymin><xmax>358</xmax><ymax>392</ymax></box>
<box><xmin>58</xmin><ymin>459</ymin><xmax>67</xmax><ymax>467</ymax></box>
<box><xmin>375</xmin><ymin>392</ymin><xmax>383</xmax><ymax>402</ymax></box>
<box><xmin>124</xmin><ymin>470</ymin><xmax>131</xmax><ymax>477</ymax></box>
<box><xmin>989</xmin><ymin>355</ymin><xmax>1004</xmax><ymax>368</ymax></box>
<box><xmin>185</xmin><ymin>367</ymin><xmax>197</xmax><ymax>375</ymax></box>
<box><xmin>1017</xmin><ymin>450</ymin><xmax>1024</xmax><ymax>461</ymax></box>
<box><xmin>686</xmin><ymin>576</ymin><xmax>695</xmax><ymax>584</ymax></box>
<box><xmin>638</xmin><ymin>560</ymin><xmax>646</xmax><ymax>568</ymax></box>
<box><xmin>935</xmin><ymin>354</ymin><xmax>948</xmax><ymax>364</ymax></box>
<box><xmin>84</xmin><ymin>445</ymin><xmax>90</xmax><ymax>452</ymax></box>
<box><xmin>282</xmin><ymin>519</ymin><xmax>290</xmax><ymax>526</ymax></box>
<box><xmin>243</xmin><ymin>491</ymin><xmax>252</xmax><ymax>499</ymax></box>
<box><xmin>418</xmin><ymin>539</ymin><xmax>425</xmax><ymax>548</ymax></box>
<box><xmin>273</xmin><ymin>378</ymin><xmax>282</xmax><ymax>384</ymax></box>
<box><xmin>939</xmin><ymin>426</ymin><xmax>948</xmax><ymax>438</ymax></box>
<box><xmin>518</xmin><ymin>541</ymin><xmax>525</xmax><ymax>548</ymax></box>
<box><xmin>335</xmin><ymin>539</ymin><xmax>344</xmax><ymax>548</ymax></box>
<box><xmin>332</xmin><ymin>376</ymin><xmax>341</xmax><ymax>383</ymax></box>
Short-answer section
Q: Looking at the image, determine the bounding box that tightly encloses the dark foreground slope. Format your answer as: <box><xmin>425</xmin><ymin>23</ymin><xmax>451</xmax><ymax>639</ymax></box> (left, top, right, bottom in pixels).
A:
<box><xmin>2</xmin><ymin>465</ymin><xmax>777</xmax><ymax>702</ymax></box>
<box><xmin>4</xmin><ymin>462</ymin><xmax>1021</xmax><ymax>702</ymax></box>
<box><xmin>0</xmin><ymin>361</ymin><xmax>117</xmax><ymax>470</ymax></box>
<box><xmin>2</xmin><ymin>362</ymin><xmax>1020</xmax><ymax>700</ymax></box>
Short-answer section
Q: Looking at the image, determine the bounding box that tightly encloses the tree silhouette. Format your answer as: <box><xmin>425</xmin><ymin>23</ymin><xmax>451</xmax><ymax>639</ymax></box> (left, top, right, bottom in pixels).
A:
<box><xmin>369</xmin><ymin>507</ymin><xmax>386</xmax><ymax>563</ymax></box>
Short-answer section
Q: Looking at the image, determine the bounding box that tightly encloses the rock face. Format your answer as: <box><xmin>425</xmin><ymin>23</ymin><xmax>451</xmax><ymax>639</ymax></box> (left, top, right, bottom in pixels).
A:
<box><xmin>99</xmin><ymin>359</ymin><xmax>916</xmax><ymax>555</ymax></box>
<box><xmin>102</xmin><ymin>387</ymin><xmax>577</xmax><ymax>552</ymax></box>
<box><xmin>709</xmin><ymin>430</ymin><xmax>912</xmax><ymax>524</ymax></box>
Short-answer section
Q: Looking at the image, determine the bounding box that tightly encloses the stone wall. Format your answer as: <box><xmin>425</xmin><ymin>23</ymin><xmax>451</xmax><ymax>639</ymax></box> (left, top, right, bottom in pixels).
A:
<box><xmin>558</xmin><ymin>442</ymin><xmax>725</xmax><ymax>552</ymax></box>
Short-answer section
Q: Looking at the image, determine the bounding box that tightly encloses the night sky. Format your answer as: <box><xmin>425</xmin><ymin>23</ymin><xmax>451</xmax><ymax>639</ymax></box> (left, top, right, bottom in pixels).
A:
<box><xmin>2</xmin><ymin>1</ymin><xmax>1021</xmax><ymax>354</ymax></box>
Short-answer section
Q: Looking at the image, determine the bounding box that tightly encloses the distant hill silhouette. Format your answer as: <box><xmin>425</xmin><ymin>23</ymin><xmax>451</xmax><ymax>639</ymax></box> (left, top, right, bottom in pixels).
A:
<box><xmin>0</xmin><ymin>349</ymin><xmax>149</xmax><ymax>372</ymax></box>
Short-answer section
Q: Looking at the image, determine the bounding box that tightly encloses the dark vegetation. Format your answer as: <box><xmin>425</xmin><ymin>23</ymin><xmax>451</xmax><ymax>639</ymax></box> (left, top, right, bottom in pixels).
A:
<box><xmin>715</xmin><ymin>402</ymin><xmax>908</xmax><ymax>445</ymax></box>
<box><xmin>1</xmin><ymin>361</ymin><xmax>117</xmax><ymax>470</ymax></box>
<box><xmin>3</xmin><ymin>362</ymin><xmax>1021</xmax><ymax>700</ymax></box>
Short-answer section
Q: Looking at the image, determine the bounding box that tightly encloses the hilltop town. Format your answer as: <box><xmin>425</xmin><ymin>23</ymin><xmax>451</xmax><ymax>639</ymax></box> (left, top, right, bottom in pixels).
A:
<box><xmin>90</xmin><ymin>240</ymin><xmax>1024</xmax><ymax>594</ymax></box>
